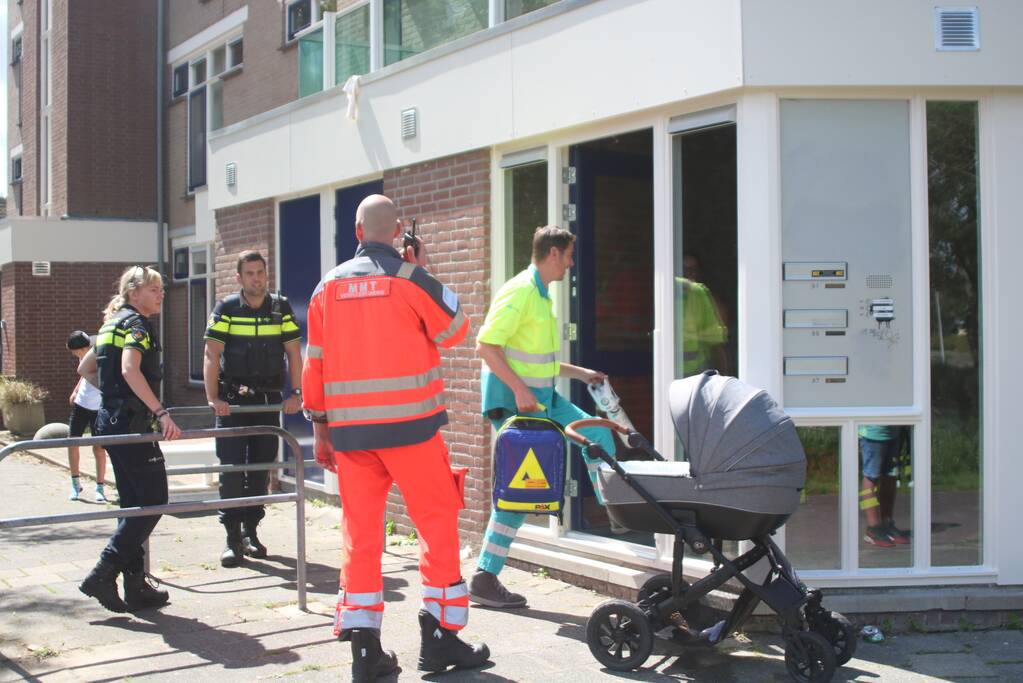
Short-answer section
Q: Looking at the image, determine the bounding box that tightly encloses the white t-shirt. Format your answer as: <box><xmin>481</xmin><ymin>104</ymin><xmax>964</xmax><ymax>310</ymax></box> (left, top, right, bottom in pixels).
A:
<box><xmin>75</xmin><ymin>377</ymin><xmax>102</xmax><ymax>411</ymax></box>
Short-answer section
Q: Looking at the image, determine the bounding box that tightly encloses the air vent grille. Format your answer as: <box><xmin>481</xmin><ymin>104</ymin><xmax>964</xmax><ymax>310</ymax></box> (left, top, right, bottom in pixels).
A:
<box><xmin>866</xmin><ymin>274</ymin><xmax>893</xmax><ymax>289</ymax></box>
<box><xmin>32</xmin><ymin>261</ymin><xmax>51</xmax><ymax>277</ymax></box>
<box><xmin>935</xmin><ymin>7</ymin><xmax>979</xmax><ymax>51</ymax></box>
<box><xmin>400</xmin><ymin>108</ymin><xmax>417</xmax><ymax>140</ymax></box>
<box><xmin>225</xmin><ymin>162</ymin><xmax>237</xmax><ymax>188</ymax></box>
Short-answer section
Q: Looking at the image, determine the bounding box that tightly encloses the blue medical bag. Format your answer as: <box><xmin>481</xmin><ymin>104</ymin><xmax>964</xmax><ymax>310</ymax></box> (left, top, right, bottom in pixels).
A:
<box><xmin>493</xmin><ymin>416</ymin><xmax>566</xmax><ymax>515</ymax></box>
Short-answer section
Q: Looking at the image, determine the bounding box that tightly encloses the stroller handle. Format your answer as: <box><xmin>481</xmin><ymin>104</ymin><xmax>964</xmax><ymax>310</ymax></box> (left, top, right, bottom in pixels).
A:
<box><xmin>564</xmin><ymin>418</ymin><xmax>630</xmax><ymax>446</ymax></box>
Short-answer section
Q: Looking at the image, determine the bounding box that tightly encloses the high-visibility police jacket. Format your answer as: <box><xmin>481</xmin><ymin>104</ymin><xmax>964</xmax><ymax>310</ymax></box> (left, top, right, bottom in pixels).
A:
<box><xmin>301</xmin><ymin>242</ymin><xmax>469</xmax><ymax>451</ymax></box>
<box><xmin>478</xmin><ymin>265</ymin><xmax>560</xmax><ymax>414</ymax></box>
<box><xmin>204</xmin><ymin>293</ymin><xmax>301</xmax><ymax>391</ymax></box>
<box><xmin>96</xmin><ymin>305</ymin><xmax>161</xmax><ymax>405</ymax></box>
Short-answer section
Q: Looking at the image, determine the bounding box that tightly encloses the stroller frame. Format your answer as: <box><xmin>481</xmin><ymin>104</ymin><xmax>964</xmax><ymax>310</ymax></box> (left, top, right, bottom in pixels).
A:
<box><xmin>566</xmin><ymin>418</ymin><xmax>853</xmax><ymax>682</ymax></box>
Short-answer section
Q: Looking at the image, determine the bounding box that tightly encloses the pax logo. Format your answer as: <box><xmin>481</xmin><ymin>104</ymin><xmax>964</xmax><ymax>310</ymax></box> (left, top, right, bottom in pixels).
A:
<box><xmin>337</xmin><ymin>277</ymin><xmax>391</xmax><ymax>300</ymax></box>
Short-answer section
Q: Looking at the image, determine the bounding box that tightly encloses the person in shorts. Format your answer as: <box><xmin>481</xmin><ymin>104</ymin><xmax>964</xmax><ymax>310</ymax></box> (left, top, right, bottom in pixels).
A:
<box><xmin>67</xmin><ymin>331</ymin><xmax>108</xmax><ymax>503</ymax></box>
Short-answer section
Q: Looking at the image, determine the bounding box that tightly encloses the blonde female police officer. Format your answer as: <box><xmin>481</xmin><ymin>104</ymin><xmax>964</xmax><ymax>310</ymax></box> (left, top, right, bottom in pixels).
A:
<box><xmin>78</xmin><ymin>266</ymin><xmax>181</xmax><ymax>613</ymax></box>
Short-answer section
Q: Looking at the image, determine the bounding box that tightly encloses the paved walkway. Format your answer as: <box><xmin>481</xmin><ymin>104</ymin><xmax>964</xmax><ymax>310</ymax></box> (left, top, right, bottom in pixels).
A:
<box><xmin>2</xmin><ymin>449</ymin><xmax>1021</xmax><ymax>681</ymax></box>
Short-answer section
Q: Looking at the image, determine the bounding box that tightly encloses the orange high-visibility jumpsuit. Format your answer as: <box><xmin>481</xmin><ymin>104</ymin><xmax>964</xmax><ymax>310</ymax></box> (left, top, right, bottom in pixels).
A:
<box><xmin>302</xmin><ymin>241</ymin><xmax>471</xmax><ymax>634</ymax></box>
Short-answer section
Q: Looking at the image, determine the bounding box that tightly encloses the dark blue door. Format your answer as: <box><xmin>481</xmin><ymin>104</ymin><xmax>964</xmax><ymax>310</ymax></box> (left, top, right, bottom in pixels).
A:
<box><xmin>567</xmin><ymin>130</ymin><xmax>655</xmax><ymax>544</ymax></box>
<box><xmin>335</xmin><ymin>180</ymin><xmax>383</xmax><ymax>264</ymax></box>
<box><xmin>279</xmin><ymin>194</ymin><xmax>321</xmax><ymax>482</ymax></box>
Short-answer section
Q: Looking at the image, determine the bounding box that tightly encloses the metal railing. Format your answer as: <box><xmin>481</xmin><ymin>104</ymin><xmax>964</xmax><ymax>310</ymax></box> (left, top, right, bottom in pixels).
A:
<box><xmin>0</xmin><ymin>416</ymin><xmax>318</xmax><ymax>611</ymax></box>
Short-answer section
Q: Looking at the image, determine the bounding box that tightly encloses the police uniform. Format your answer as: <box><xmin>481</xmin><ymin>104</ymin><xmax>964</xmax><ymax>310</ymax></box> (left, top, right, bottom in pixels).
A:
<box><xmin>204</xmin><ymin>292</ymin><xmax>301</xmax><ymax>530</ymax></box>
<box><xmin>94</xmin><ymin>304</ymin><xmax>167</xmax><ymax>574</ymax></box>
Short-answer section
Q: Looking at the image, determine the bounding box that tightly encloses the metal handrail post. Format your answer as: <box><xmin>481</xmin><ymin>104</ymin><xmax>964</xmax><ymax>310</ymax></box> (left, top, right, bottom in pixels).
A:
<box><xmin>0</xmin><ymin>423</ymin><xmax>314</xmax><ymax>611</ymax></box>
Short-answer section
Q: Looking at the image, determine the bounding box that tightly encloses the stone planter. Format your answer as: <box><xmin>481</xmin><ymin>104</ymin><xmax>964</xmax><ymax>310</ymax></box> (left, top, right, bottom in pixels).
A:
<box><xmin>2</xmin><ymin>402</ymin><xmax>46</xmax><ymax>437</ymax></box>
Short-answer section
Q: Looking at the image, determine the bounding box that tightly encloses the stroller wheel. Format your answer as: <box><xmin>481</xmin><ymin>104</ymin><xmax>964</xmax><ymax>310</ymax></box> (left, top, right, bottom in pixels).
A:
<box><xmin>809</xmin><ymin>610</ymin><xmax>856</xmax><ymax>666</ymax></box>
<box><xmin>586</xmin><ymin>599</ymin><xmax>654</xmax><ymax>671</ymax></box>
<box><xmin>784</xmin><ymin>631</ymin><xmax>836</xmax><ymax>683</ymax></box>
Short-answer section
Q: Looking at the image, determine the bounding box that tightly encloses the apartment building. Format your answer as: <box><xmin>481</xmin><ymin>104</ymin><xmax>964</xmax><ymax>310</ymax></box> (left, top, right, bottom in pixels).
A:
<box><xmin>10</xmin><ymin>0</ymin><xmax>1023</xmax><ymax>617</ymax></box>
<box><xmin>3</xmin><ymin>0</ymin><xmax>158</xmax><ymax>423</ymax></box>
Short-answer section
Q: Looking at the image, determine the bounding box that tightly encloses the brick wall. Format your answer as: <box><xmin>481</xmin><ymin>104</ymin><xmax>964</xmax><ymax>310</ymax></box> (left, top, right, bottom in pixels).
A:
<box><xmin>64</xmin><ymin>0</ymin><xmax>157</xmax><ymax>219</ymax></box>
<box><xmin>212</xmin><ymin>198</ymin><xmax>277</xmax><ymax>299</ymax></box>
<box><xmin>383</xmin><ymin>148</ymin><xmax>492</xmax><ymax>544</ymax></box>
<box><xmin>0</xmin><ymin>262</ymin><xmax>136</xmax><ymax>425</ymax></box>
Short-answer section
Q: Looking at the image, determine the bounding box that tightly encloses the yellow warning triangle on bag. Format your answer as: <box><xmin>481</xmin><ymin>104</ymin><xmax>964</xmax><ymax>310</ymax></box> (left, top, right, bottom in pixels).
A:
<box><xmin>509</xmin><ymin>448</ymin><xmax>550</xmax><ymax>490</ymax></box>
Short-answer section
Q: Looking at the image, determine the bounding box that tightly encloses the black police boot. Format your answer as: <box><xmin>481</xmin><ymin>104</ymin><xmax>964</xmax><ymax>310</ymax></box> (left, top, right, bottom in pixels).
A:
<box><xmin>242</xmin><ymin>522</ymin><xmax>268</xmax><ymax>559</ymax></box>
<box><xmin>344</xmin><ymin>628</ymin><xmax>399</xmax><ymax>682</ymax></box>
<box><xmin>220</xmin><ymin>521</ymin><xmax>244</xmax><ymax>567</ymax></box>
<box><xmin>123</xmin><ymin>568</ymin><xmax>170</xmax><ymax>611</ymax></box>
<box><xmin>417</xmin><ymin>609</ymin><xmax>490</xmax><ymax>673</ymax></box>
<box><xmin>79</xmin><ymin>559</ymin><xmax>127</xmax><ymax>613</ymax></box>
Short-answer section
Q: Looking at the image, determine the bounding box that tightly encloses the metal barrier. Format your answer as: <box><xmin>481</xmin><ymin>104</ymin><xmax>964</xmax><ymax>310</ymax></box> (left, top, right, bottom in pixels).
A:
<box><xmin>0</xmin><ymin>421</ymin><xmax>318</xmax><ymax>611</ymax></box>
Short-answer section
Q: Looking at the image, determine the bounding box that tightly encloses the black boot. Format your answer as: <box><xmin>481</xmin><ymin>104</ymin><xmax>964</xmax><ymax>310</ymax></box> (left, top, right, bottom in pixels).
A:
<box><xmin>79</xmin><ymin>559</ymin><xmax>127</xmax><ymax>613</ymax></box>
<box><xmin>220</xmin><ymin>521</ymin><xmax>244</xmax><ymax>567</ymax></box>
<box><xmin>242</xmin><ymin>522</ymin><xmax>268</xmax><ymax>559</ymax></box>
<box><xmin>346</xmin><ymin>628</ymin><xmax>399</xmax><ymax>682</ymax></box>
<box><xmin>123</xmin><ymin>568</ymin><xmax>170</xmax><ymax>611</ymax></box>
<box><xmin>417</xmin><ymin>609</ymin><xmax>490</xmax><ymax>673</ymax></box>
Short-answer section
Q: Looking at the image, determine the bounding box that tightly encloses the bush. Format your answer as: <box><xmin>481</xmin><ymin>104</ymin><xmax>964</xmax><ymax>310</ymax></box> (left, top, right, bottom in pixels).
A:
<box><xmin>0</xmin><ymin>377</ymin><xmax>49</xmax><ymax>405</ymax></box>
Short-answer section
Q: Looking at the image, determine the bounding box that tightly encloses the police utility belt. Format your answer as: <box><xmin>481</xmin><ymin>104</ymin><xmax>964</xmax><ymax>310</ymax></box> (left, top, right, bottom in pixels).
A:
<box><xmin>220</xmin><ymin>379</ymin><xmax>280</xmax><ymax>399</ymax></box>
<box><xmin>105</xmin><ymin>396</ymin><xmax>158</xmax><ymax>433</ymax></box>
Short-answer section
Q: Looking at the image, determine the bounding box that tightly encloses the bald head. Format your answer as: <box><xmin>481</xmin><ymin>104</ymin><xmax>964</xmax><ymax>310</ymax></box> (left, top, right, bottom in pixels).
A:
<box><xmin>356</xmin><ymin>194</ymin><xmax>399</xmax><ymax>243</ymax></box>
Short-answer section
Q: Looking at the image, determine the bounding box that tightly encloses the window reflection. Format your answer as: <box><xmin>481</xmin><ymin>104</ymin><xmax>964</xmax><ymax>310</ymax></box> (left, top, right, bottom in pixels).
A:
<box><xmin>927</xmin><ymin>100</ymin><xmax>982</xmax><ymax>567</ymax></box>
<box><xmin>858</xmin><ymin>425</ymin><xmax>913</xmax><ymax>568</ymax></box>
<box><xmin>786</xmin><ymin>427</ymin><xmax>841</xmax><ymax>570</ymax></box>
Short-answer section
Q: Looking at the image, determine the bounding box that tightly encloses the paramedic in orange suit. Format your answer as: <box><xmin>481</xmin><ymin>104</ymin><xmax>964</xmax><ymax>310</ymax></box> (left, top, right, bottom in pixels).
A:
<box><xmin>301</xmin><ymin>194</ymin><xmax>490</xmax><ymax>682</ymax></box>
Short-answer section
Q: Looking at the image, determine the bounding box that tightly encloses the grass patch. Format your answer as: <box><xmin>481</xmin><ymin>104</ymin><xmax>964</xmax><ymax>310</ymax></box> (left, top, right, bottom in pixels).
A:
<box><xmin>532</xmin><ymin>567</ymin><xmax>550</xmax><ymax>579</ymax></box>
<box><xmin>385</xmin><ymin>520</ymin><xmax>396</xmax><ymax>536</ymax></box>
<box><xmin>199</xmin><ymin>562</ymin><xmax>217</xmax><ymax>571</ymax></box>
<box><xmin>1006</xmin><ymin>613</ymin><xmax>1022</xmax><ymax>631</ymax></box>
<box><xmin>908</xmin><ymin>617</ymin><xmax>926</xmax><ymax>634</ymax></box>
<box><xmin>30</xmin><ymin>646</ymin><xmax>58</xmax><ymax>660</ymax></box>
<box><xmin>958</xmin><ymin>617</ymin><xmax>975</xmax><ymax>632</ymax></box>
<box><xmin>309</xmin><ymin>498</ymin><xmax>326</xmax><ymax>509</ymax></box>
<box><xmin>881</xmin><ymin>618</ymin><xmax>894</xmax><ymax>635</ymax></box>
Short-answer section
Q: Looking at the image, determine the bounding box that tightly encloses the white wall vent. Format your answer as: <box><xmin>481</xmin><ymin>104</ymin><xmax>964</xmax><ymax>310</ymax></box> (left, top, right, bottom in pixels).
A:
<box><xmin>400</xmin><ymin>108</ymin><xmax>418</xmax><ymax>140</ymax></box>
<box><xmin>935</xmin><ymin>7</ymin><xmax>979</xmax><ymax>51</ymax></box>
<box><xmin>225</xmin><ymin>162</ymin><xmax>237</xmax><ymax>188</ymax></box>
<box><xmin>32</xmin><ymin>261</ymin><xmax>51</xmax><ymax>277</ymax></box>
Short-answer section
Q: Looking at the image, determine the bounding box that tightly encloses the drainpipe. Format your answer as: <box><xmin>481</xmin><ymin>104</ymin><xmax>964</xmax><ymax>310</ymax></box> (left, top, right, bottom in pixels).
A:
<box><xmin>156</xmin><ymin>0</ymin><xmax>166</xmax><ymax>402</ymax></box>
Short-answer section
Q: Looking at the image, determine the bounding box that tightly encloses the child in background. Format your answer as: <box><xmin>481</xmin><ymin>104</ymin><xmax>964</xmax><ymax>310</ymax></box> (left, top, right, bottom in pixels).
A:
<box><xmin>66</xmin><ymin>331</ymin><xmax>108</xmax><ymax>503</ymax></box>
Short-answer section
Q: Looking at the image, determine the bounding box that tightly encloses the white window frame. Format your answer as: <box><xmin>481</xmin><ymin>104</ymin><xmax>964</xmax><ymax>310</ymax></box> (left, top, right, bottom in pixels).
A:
<box><xmin>178</xmin><ymin>32</ymin><xmax>244</xmax><ymax>193</ymax></box>
<box><xmin>181</xmin><ymin>243</ymin><xmax>214</xmax><ymax>384</ymax></box>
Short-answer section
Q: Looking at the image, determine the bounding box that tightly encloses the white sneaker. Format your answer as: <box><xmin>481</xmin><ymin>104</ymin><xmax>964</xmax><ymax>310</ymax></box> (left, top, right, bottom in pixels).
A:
<box><xmin>69</xmin><ymin>480</ymin><xmax>82</xmax><ymax>501</ymax></box>
<box><xmin>94</xmin><ymin>487</ymin><xmax>108</xmax><ymax>503</ymax></box>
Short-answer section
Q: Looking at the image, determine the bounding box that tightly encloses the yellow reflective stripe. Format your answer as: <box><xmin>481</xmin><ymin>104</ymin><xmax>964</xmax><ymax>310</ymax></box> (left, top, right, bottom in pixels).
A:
<box><xmin>326</xmin><ymin>394</ymin><xmax>443</xmax><ymax>422</ymax></box>
<box><xmin>208</xmin><ymin>321</ymin><xmax>230</xmax><ymax>333</ymax></box>
<box><xmin>97</xmin><ymin>331</ymin><xmax>127</xmax><ymax>348</ymax></box>
<box><xmin>281</xmin><ymin>321</ymin><xmax>300</xmax><ymax>333</ymax></box>
<box><xmin>860</xmin><ymin>497</ymin><xmax>880</xmax><ymax>510</ymax></box>
<box><xmin>227</xmin><ymin>324</ymin><xmax>283</xmax><ymax>336</ymax></box>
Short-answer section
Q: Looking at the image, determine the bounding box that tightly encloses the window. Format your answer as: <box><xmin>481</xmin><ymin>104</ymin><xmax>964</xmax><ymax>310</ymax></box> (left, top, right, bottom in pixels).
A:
<box><xmin>298</xmin><ymin>28</ymin><xmax>324</xmax><ymax>97</ymax></box>
<box><xmin>10</xmin><ymin>35</ymin><xmax>21</xmax><ymax>64</ymax></box>
<box><xmin>11</xmin><ymin>156</ymin><xmax>22</xmax><ymax>183</ymax></box>
<box><xmin>335</xmin><ymin>4</ymin><xmax>370</xmax><ymax>86</ymax></box>
<box><xmin>503</xmin><ymin>158</ymin><xmax>546</xmax><ymax>277</ymax></box>
<box><xmin>211</xmin><ymin>45</ymin><xmax>226</xmax><ymax>76</ymax></box>
<box><xmin>383</xmin><ymin>0</ymin><xmax>489</xmax><ymax>66</ymax></box>
<box><xmin>287</xmin><ymin>0</ymin><xmax>315</xmax><ymax>41</ymax></box>
<box><xmin>188</xmin><ymin>87</ymin><xmax>207</xmax><ymax>190</ymax></box>
<box><xmin>505</xmin><ymin>0</ymin><xmax>557</xmax><ymax>20</ymax></box>
<box><xmin>927</xmin><ymin>100</ymin><xmax>982</xmax><ymax>567</ymax></box>
<box><xmin>172</xmin><ymin>63</ymin><xmax>188</xmax><ymax>98</ymax></box>
<box><xmin>191</xmin><ymin>58</ymin><xmax>207</xmax><ymax>87</ymax></box>
<box><xmin>178</xmin><ymin>245</ymin><xmax>214</xmax><ymax>382</ymax></box>
<box><xmin>228</xmin><ymin>37</ymin><xmax>243</xmax><ymax>68</ymax></box>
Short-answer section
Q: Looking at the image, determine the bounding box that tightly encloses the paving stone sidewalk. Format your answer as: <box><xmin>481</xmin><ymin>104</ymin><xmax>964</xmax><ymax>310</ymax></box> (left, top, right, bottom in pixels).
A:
<box><xmin>2</xmin><ymin>450</ymin><xmax>1021</xmax><ymax>682</ymax></box>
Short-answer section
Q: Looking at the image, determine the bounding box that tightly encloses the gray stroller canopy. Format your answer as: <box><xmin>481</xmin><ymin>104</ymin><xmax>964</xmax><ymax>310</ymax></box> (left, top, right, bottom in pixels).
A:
<box><xmin>669</xmin><ymin>372</ymin><xmax>806</xmax><ymax>492</ymax></box>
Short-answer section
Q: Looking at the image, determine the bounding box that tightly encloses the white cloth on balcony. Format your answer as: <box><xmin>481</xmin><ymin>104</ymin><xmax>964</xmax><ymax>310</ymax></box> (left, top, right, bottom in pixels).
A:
<box><xmin>342</xmin><ymin>75</ymin><xmax>361</xmax><ymax>122</ymax></box>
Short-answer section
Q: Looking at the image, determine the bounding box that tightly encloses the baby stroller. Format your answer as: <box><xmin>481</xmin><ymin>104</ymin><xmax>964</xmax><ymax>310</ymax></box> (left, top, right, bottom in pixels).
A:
<box><xmin>566</xmin><ymin>371</ymin><xmax>854</xmax><ymax>683</ymax></box>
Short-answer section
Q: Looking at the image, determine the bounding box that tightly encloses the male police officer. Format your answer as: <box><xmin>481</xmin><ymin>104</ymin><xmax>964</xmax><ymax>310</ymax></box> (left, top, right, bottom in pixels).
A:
<box><xmin>204</xmin><ymin>251</ymin><xmax>303</xmax><ymax>567</ymax></box>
